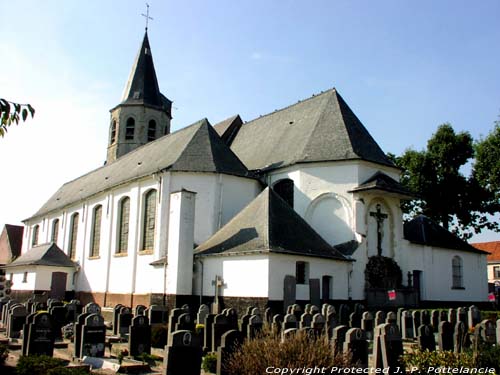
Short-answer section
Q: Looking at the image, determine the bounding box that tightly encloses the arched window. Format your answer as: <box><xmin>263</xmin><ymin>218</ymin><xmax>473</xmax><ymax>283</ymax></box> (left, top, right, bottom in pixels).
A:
<box><xmin>68</xmin><ymin>213</ymin><xmax>79</xmax><ymax>259</ymax></box>
<box><xmin>142</xmin><ymin>190</ymin><xmax>157</xmax><ymax>250</ymax></box>
<box><xmin>147</xmin><ymin>120</ymin><xmax>156</xmax><ymax>142</ymax></box>
<box><xmin>110</xmin><ymin>120</ymin><xmax>117</xmax><ymax>144</ymax></box>
<box><xmin>117</xmin><ymin>197</ymin><xmax>130</xmax><ymax>254</ymax></box>
<box><xmin>272</xmin><ymin>179</ymin><xmax>294</xmax><ymax>208</ymax></box>
<box><xmin>51</xmin><ymin>219</ymin><xmax>59</xmax><ymax>243</ymax></box>
<box><xmin>125</xmin><ymin>117</ymin><xmax>135</xmax><ymax>140</ymax></box>
<box><xmin>90</xmin><ymin>205</ymin><xmax>102</xmax><ymax>257</ymax></box>
<box><xmin>31</xmin><ymin>225</ymin><xmax>39</xmax><ymax>247</ymax></box>
<box><xmin>452</xmin><ymin>256</ymin><xmax>463</xmax><ymax>288</ymax></box>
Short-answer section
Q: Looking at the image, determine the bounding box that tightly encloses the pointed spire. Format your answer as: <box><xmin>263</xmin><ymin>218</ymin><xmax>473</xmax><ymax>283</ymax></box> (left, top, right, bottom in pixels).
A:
<box><xmin>120</xmin><ymin>31</ymin><xmax>164</xmax><ymax>108</ymax></box>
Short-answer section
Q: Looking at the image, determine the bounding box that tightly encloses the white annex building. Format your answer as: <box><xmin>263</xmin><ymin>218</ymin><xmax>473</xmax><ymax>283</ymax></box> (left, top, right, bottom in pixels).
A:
<box><xmin>5</xmin><ymin>32</ymin><xmax>489</xmax><ymax>311</ymax></box>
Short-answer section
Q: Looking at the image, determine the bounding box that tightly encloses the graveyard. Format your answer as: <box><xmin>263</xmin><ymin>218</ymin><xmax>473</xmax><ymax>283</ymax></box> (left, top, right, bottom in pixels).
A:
<box><xmin>0</xmin><ymin>297</ymin><xmax>499</xmax><ymax>374</ymax></box>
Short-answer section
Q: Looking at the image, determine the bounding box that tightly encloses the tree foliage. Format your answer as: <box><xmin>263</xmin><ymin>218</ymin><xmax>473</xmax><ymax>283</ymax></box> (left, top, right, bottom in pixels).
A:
<box><xmin>474</xmin><ymin>121</ymin><xmax>500</xmax><ymax>205</ymax></box>
<box><xmin>0</xmin><ymin>98</ymin><xmax>35</xmax><ymax>137</ymax></box>
<box><xmin>393</xmin><ymin>123</ymin><xmax>498</xmax><ymax>239</ymax></box>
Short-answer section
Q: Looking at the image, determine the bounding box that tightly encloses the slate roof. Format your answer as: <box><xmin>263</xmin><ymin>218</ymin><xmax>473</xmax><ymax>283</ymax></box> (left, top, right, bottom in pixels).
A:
<box><xmin>229</xmin><ymin>88</ymin><xmax>396</xmax><ymax>172</ymax></box>
<box><xmin>213</xmin><ymin>115</ymin><xmax>243</xmax><ymax>145</ymax></box>
<box><xmin>7</xmin><ymin>243</ymin><xmax>76</xmax><ymax>268</ymax></box>
<box><xmin>120</xmin><ymin>31</ymin><xmax>171</xmax><ymax>111</ymax></box>
<box><xmin>349</xmin><ymin>172</ymin><xmax>414</xmax><ymax>198</ymax></box>
<box><xmin>28</xmin><ymin>119</ymin><xmax>254</xmax><ymax>220</ymax></box>
<box><xmin>471</xmin><ymin>241</ymin><xmax>500</xmax><ymax>262</ymax></box>
<box><xmin>2</xmin><ymin>224</ymin><xmax>23</xmax><ymax>259</ymax></box>
<box><xmin>404</xmin><ymin>215</ymin><xmax>488</xmax><ymax>254</ymax></box>
<box><xmin>195</xmin><ymin>187</ymin><xmax>351</xmax><ymax>261</ymax></box>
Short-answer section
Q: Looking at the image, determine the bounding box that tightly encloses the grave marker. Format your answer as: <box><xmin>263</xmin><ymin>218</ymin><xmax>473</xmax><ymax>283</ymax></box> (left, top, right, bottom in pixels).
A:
<box><xmin>129</xmin><ymin>315</ymin><xmax>151</xmax><ymax>356</ymax></box>
<box><xmin>81</xmin><ymin>314</ymin><xmax>106</xmax><ymax>358</ymax></box>
<box><xmin>164</xmin><ymin>330</ymin><xmax>202</xmax><ymax>375</ymax></box>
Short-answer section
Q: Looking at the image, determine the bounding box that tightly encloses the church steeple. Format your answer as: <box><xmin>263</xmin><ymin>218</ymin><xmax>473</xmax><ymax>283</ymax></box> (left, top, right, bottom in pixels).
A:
<box><xmin>106</xmin><ymin>31</ymin><xmax>172</xmax><ymax>164</ymax></box>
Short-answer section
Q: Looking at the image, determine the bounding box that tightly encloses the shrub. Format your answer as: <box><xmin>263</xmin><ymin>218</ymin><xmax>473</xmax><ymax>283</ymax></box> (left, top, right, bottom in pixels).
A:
<box><xmin>151</xmin><ymin>324</ymin><xmax>168</xmax><ymax>348</ymax></box>
<box><xmin>476</xmin><ymin>344</ymin><xmax>500</xmax><ymax>373</ymax></box>
<box><xmin>15</xmin><ymin>355</ymin><xmax>66</xmax><ymax>375</ymax></box>
<box><xmin>202</xmin><ymin>352</ymin><xmax>217</xmax><ymax>373</ymax></box>
<box><xmin>226</xmin><ymin>330</ymin><xmax>352</xmax><ymax>375</ymax></box>
<box><xmin>0</xmin><ymin>344</ymin><xmax>8</xmax><ymax>365</ymax></box>
<box><xmin>400</xmin><ymin>349</ymin><xmax>475</xmax><ymax>374</ymax></box>
<box><xmin>47</xmin><ymin>367</ymin><xmax>89</xmax><ymax>375</ymax></box>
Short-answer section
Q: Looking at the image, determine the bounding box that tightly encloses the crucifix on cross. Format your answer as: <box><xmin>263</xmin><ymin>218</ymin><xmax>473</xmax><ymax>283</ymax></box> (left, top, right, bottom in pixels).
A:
<box><xmin>141</xmin><ymin>3</ymin><xmax>154</xmax><ymax>31</ymax></box>
<box><xmin>211</xmin><ymin>275</ymin><xmax>226</xmax><ymax>314</ymax></box>
<box><xmin>369</xmin><ymin>203</ymin><xmax>388</xmax><ymax>256</ymax></box>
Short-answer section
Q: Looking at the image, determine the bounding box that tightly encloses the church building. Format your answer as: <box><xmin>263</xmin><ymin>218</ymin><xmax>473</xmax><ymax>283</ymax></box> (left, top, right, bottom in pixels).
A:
<box><xmin>4</xmin><ymin>31</ymin><xmax>489</xmax><ymax>311</ymax></box>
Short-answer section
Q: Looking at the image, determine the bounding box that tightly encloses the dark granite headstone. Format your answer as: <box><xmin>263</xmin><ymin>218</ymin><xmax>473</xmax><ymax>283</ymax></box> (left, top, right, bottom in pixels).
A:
<box><xmin>163</xmin><ymin>330</ymin><xmax>202</xmax><ymax>375</ymax></box>
<box><xmin>81</xmin><ymin>314</ymin><xmax>106</xmax><ymax>358</ymax></box>
<box><xmin>175</xmin><ymin>312</ymin><xmax>195</xmax><ymax>332</ymax></box>
<box><xmin>385</xmin><ymin>311</ymin><xmax>397</xmax><ymax>325</ymax></box>
<box><xmin>197</xmin><ymin>304</ymin><xmax>210</xmax><ymax>325</ymax></box>
<box><xmin>203</xmin><ymin>313</ymin><xmax>216</xmax><ymax>352</ymax></box>
<box><xmin>412</xmin><ymin>311</ymin><xmax>421</xmax><ymax>338</ymax></box>
<box><xmin>239</xmin><ymin>314</ymin><xmax>251</xmax><ymax>337</ymax></box>
<box><xmin>457</xmin><ymin>307</ymin><xmax>467</xmax><ymax>326</ymax></box>
<box><xmin>431</xmin><ymin>310</ymin><xmax>439</xmax><ymax>332</ymax></box>
<box><xmin>377</xmin><ymin>323</ymin><xmax>404</xmax><ymax>375</ymax></box>
<box><xmin>21</xmin><ymin>312</ymin><xmax>37</xmax><ymax>356</ymax></box>
<box><xmin>439</xmin><ymin>310</ymin><xmax>448</xmax><ymax>324</ymax></box>
<box><xmin>224</xmin><ymin>308</ymin><xmax>238</xmax><ymax>330</ymax></box>
<box><xmin>326</xmin><ymin>311</ymin><xmax>337</xmax><ymax>339</ymax></box>
<box><xmin>7</xmin><ymin>305</ymin><xmax>27</xmax><ymax>338</ymax></box>
<box><xmin>454</xmin><ymin>321</ymin><xmax>469</xmax><ymax>353</ymax></box>
<box><xmin>281</xmin><ymin>327</ymin><xmax>298</xmax><ymax>342</ymax></box>
<box><xmin>248</xmin><ymin>314</ymin><xmax>263</xmax><ymax>339</ymax></box>
<box><xmin>148</xmin><ymin>304</ymin><xmax>168</xmax><ymax>325</ymax></box>
<box><xmin>118</xmin><ymin>307</ymin><xmax>133</xmax><ymax>336</ymax></box>
<box><xmin>417</xmin><ymin>324</ymin><xmax>435</xmax><ymax>351</ymax></box>
<box><xmin>74</xmin><ymin>312</ymin><xmax>90</xmax><ymax>358</ymax></box>
<box><xmin>283</xmin><ymin>313</ymin><xmax>298</xmax><ymax>330</ymax></box>
<box><xmin>361</xmin><ymin>311</ymin><xmax>374</xmax><ymax>340</ymax></box>
<box><xmin>344</xmin><ymin>328</ymin><xmax>368</xmax><ymax>367</ymax></box>
<box><xmin>332</xmin><ymin>325</ymin><xmax>348</xmax><ymax>354</ymax></box>
<box><xmin>448</xmin><ymin>308</ymin><xmax>457</xmax><ymax>327</ymax></box>
<box><xmin>65</xmin><ymin>300</ymin><xmax>81</xmax><ymax>323</ymax></box>
<box><xmin>438</xmin><ymin>321</ymin><xmax>454</xmax><ymax>351</ymax></box>
<box><xmin>339</xmin><ymin>304</ymin><xmax>350</xmax><ymax>326</ymax></box>
<box><xmin>49</xmin><ymin>305</ymin><xmax>66</xmax><ymax>339</ymax></box>
<box><xmin>216</xmin><ymin>330</ymin><xmax>243</xmax><ymax>375</ymax></box>
<box><xmin>421</xmin><ymin>310</ymin><xmax>430</xmax><ymax>325</ymax></box>
<box><xmin>212</xmin><ymin>314</ymin><xmax>232</xmax><ymax>351</ymax></box>
<box><xmin>25</xmin><ymin>312</ymin><xmax>55</xmax><ymax>356</ymax></box>
<box><xmin>375</xmin><ymin>310</ymin><xmax>386</xmax><ymax>327</ymax></box>
<box><xmin>291</xmin><ymin>304</ymin><xmax>302</xmax><ymax>321</ymax></box>
<box><xmin>300</xmin><ymin>312</ymin><xmax>312</xmax><ymax>329</ymax></box>
<box><xmin>401</xmin><ymin>311</ymin><xmax>413</xmax><ymax>339</ymax></box>
<box><xmin>168</xmin><ymin>308</ymin><xmax>185</xmax><ymax>335</ymax></box>
<box><xmin>129</xmin><ymin>315</ymin><xmax>151</xmax><ymax>356</ymax></box>
<box><xmin>135</xmin><ymin>304</ymin><xmax>147</xmax><ymax>317</ymax></box>
<box><xmin>468</xmin><ymin>306</ymin><xmax>481</xmax><ymax>329</ymax></box>
<box><xmin>83</xmin><ymin>302</ymin><xmax>101</xmax><ymax>315</ymax></box>
<box><xmin>264</xmin><ymin>307</ymin><xmax>273</xmax><ymax>325</ymax></box>
<box><xmin>349</xmin><ymin>312</ymin><xmax>362</xmax><ymax>328</ymax></box>
<box><xmin>272</xmin><ymin>314</ymin><xmax>283</xmax><ymax>335</ymax></box>
<box><xmin>476</xmin><ymin>319</ymin><xmax>496</xmax><ymax>345</ymax></box>
<box><xmin>312</xmin><ymin>313</ymin><xmax>325</xmax><ymax>336</ymax></box>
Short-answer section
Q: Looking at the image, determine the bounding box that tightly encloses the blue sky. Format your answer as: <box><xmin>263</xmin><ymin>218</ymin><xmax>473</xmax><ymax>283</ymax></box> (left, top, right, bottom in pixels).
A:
<box><xmin>1</xmin><ymin>0</ymin><xmax>499</xmax><ymax>242</ymax></box>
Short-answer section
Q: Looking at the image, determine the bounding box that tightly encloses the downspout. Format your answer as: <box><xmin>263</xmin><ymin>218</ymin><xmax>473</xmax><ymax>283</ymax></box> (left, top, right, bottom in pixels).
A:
<box><xmin>104</xmin><ymin>192</ymin><xmax>115</xmax><ymax>307</ymax></box>
<box><xmin>199</xmin><ymin>258</ymin><xmax>204</xmax><ymax>305</ymax></box>
<box><xmin>130</xmin><ymin>182</ymin><xmax>143</xmax><ymax>307</ymax></box>
<box><xmin>216</xmin><ymin>174</ymin><xmax>224</xmax><ymax>230</ymax></box>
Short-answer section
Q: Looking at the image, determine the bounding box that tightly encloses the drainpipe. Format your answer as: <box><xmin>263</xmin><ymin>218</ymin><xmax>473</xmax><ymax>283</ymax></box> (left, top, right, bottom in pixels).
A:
<box><xmin>199</xmin><ymin>258</ymin><xmax>204</xmax><ymax>305</ymax></box>
<box><xmin>104</xmin><ymin>192</ymin><xmax>115</xmax><ymax>307</ymax></box>
<box><xmin>130</xmin><ymin>182</ymin><xmax>142</xmax><ymax>307</ymax></box>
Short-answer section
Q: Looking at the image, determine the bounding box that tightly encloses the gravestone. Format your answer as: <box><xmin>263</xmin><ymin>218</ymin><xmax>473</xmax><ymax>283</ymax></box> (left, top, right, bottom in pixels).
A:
<box><xmin>312</xmin><ymin>313</ymin><xmax>325</xmax><ymax>336</ymax></box>
<box><xmin>212</xmin><ymin>314</ymin><xmax>232</xmax><ymax>351</ymax></box>
<box><xmin>385</xmin><ymin>311</ymin><xmax>397</xmax><ymax>325</ymax></box>
<box><xmin>417</xmin><ymin>324</ymin><xmax>436</xmax><ymax>351</ymax></box>
<box><xmin>197</xmin><ymin>304</ymin><xmax>210</xmax><ymax>325</ymax></box>
<box><xmin>283</xmin><ymin>313</ymin><xmax>298</xmax><ymax>330</ymax></box>
<box><xmin>65</xmin><ymin>300</ymin><xmax>81</xmax><ymax>323</ymax></box>
<box><xmin>332</xmin><ymin>325</ymin><xmax>348</xmax><ymax>354</ymax></box>
<box><xmin>49</xmin><ymin>305</ymin><xmax>66</xmax><ymax>340</ymax></box>
<box><xmin>225</xmin><ymin>308</ymin><xmax>238</xmax><ymax>330</ymax></box>
<box><xmin>272</xmin><ymin>314</ymin><xmax>284</xmax><ymax>335</ymax></box>
<box><xmin>305</xmin><ymin>304</ymin><xmax>312</xmax><ymax>314</ymax></box>
<box><xmin>412</xmin><ymin>311</ymin><xmax>421</xmax><ymax>338</ymax></box>
<box><xmin>439</xmin><ymin>310</ymin><xmax>448</xmax><ymax>324</ymax></box>
<box><xmin>476</xmin><ymin>319</ymin><xmax>496</xmax><ymax>345</ymax></box>
<box><xmin>203</xmin><ymin>314</ymin><xmax>216</xmax><ymax>352</ymax></box>
<box><xmin>309</xmin><ymin>278</ymin><xmax>321</xmax><ymax>307</ymax></box>
<box><xmin>148</xmin><ymin>304</ymin><xmax>168</xmax><ymax>325</ymax></box>
<box><xmin>431</xmin><ymin>310</ymin><xmax>439</xmax><ymax>332</ymax></box>
<box><xmin>281</xmin><ymin>327</ymin><xmax>298</xmax><ymax>342</ymax></box>
<box><xmin>264</xmin><ymin>307</ymin><xmax>273</xmax><ymax>325</ymax></box>
<box><xmin>168</xmin><ymin>308</ymin><xmax>186</xmax><ymax>335</ymax></box>
<box><xmin>361</xmin><ymin>312</ymin><xmax>374</xmax><ymax>340</ymax></box>
<box><xmin>326</xmin><ymin>311</ymin><xmax>337</xmax><ymax>339</ymax></box>
<box><xmin>81</xmin><ymin>314</ymin><xmax>106</xmax><ymax>358</ymax></box>
<box><xmin>310</xmin><ymin>305</ymin><xmax>320</xmax><ymax>316</ymax></box>
<box><xmin>376</xmin><ymin>323</ymin><xmax>403</xmax><ymax>375</ymax></box>
<box><xmin>468</xmin><ymin>306</ymin><xmax>481</xmax><ymax>329</ymax></box>
<box><xmin>438</xmin><ymin>321</ymin><xmax>454</xmax><ymax>351</ymax></box>
<box><xmin>164</xmin><ymin>330</ymin><xmax>202</xmax><ymax>375</ymax></box>
<box><xmin>339</xmin><ymin>304</ymin><xmax>350</xmax><ymax>326</ymax></box>
<box><xmin>401</xmin><ymin>311</ymin><xmax>414</xmax><ymax>339</ymax></box>
<box><xmin>135</xmin><ymin>304</ymin><xmax>147</xmax><ymax>316</ymax></box>
<box><xmin>240</xmin><ymin>314</ymin><xmax>251</xmax><ymax>337</ymax></box>
<box><xmin>24</xmin><ymin>312</ymin><xmax>55</xmax><ymax>356</ymax></box>
<box><xmin>396</xmin><ymin>307</ymin><xmax>405</xmax><ymax>329</ymax></box>
<box><xmin>283</xmin><ymin>275</ymin><xmax>296</xmax><ymax>311</ymax></box>
<box><xmin>216</xmin><ymin>330</ymin><xmax>243</xmax><ymax>375</ymax></box>
<box><xmin>300</xmin><ymin>312</ymin><xmax>312</xmax><ymax>329</ymax></box>
<box><xmin>448</xmin><ymin>308</ymin><xmax>457</xmax><ymax>327</ymax></box>
<box><xmin>175</xmin><ymin>312</ymin><xmax>195</xmax><ymax>332</ymax></box>
<box><xmin>74</xmin><ymin>312</ymin><xmax>90</xmax><ymax>358</ymax></box>
<box><xmin>21</xmin><ymin>312</ymin><xmax>37</xmax><ymax>356</ymax></box>
<box><xmin>457</xmin><ymin>307</ymin><xmax>467</xmax><ymax>326</ymax></box>
<box><xmin>118</xmin><ymin>307</ymin><xmax>133</xmax><ymax>337</ymax></box>
<box><xmin>291</xmin><ymin>304</ymin><xmax>302</xmax><ymax>321</ymax></box>
<box><xmin>454</xmin><ymin>321</ymin><xmax>469</xmax><ymax>353</ymax></box>
<box><xmin>83</xmin><ymin>302</ymin><xmax>101</xmax><ymax>315</ymax></box>
<box><xmin>497</xmin><ymin>319</ymin><xmax>500</xmax><ymax>345</ymax></box>
<box><xmin>129</xmin><ymin>315</ymin><xmax>151</xmax><ymax>356</ymax></box>
<box><xmin>248</xmin><ymin>314</ymin><xmax>263</xmax><ymax>339</ymax></box>
<box><xmin>375</xmin><ymin>310</ymin><xmax>386</xmax><ymax>327</ymax></box>
<box><xmin>344</xmin><ymin>328</ymin><xmax>368</xmax><ymax>367</ymax></box>
<box><xmin>354</xmin><ymin>303</ymin><xmax>365</xmax><ymax>315</ymax></box>
<box><xmin>250</xmin><ymin>307</ymin><xmax>260</xmax><ymax>317</ymax></box>
<box><xmin>421</xmin><ymin>310</ymin><xmax>430</xmax><ymax>325</ymax></box>
<box><xmin>349</xmin><ymin>312</ymin><xmax>361</xmax><ymax>328</ymax></box>
<box><xmin>7</xmin><ymin>305</ymin><xmax>27</xmax><ymax>338</ymax></box>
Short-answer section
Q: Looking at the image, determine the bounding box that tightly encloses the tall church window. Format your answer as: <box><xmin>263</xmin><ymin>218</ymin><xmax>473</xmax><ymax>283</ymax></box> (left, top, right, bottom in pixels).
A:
<box><xmin>141</xmin><ymin>189</ymin><xmax>157</xmax><ymax>250</ymax></box>
<box><xmin>110</xmin><ymin>120</ymin><xmax>117</xmax><ymax>144</ymax></box>
<box><xmin>117</xmin><ymin>197</ymin><xmax>130</xmax><ymax>254</ymax></box>
<box><xmin>31</xmin><ymin>225</ymin><xmax>39</xmax><ymax>247</ymax></box>
<box><xmin>452</xmin><ymin>256</ymin><xmax>463</xmax><ymax>288</ymax></box>
<box><xmin>51</xmin><ymin>219</ymin><xmax>59</xmax><ymax>243</ymax></box>
<box><xmin>68</xmin><ymin>213</ymin><xmax>79</xmax><ymax>260</ymax></box>
<box><xmin>148</xmin><ymin>120</ymin><xmax>156</xmax><ymax>142</ymax></box>
<box><xmin>125</xmin><ymin>117</ymin><xmax>135</xmax><ymax>140</ymax></box>
<box><xmin>296</xmin><ymin>261</ymin><xmax>309</xmax><ymax>284</ymax></box>
<box><xmin>273</xmin><ymin>179</ymin><xmax>294</xmax><ymax>208</ymax></box>
<box><xmin>90</xmin><ymin>205</ymin><xmax>102</xmax><ymax>257</ymax></box>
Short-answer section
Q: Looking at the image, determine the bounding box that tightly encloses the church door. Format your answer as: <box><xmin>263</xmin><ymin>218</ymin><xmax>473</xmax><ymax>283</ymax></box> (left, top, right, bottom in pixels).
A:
<box><xmin>322</xmin><ymin>276</ymin><xmax>332</xmax><ymax>302</ymax></box>
<box><xmin>50</xmin><ymin>272</ymin><xmax>67</xmax><ymax>300</ymax></box>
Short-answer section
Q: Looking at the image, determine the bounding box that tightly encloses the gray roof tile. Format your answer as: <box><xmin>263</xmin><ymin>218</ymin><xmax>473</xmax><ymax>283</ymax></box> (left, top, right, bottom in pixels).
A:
<box><xmin>7</xmin><ymin>242</ymin><xmax>76</xmax><ymax>268</ymax></box>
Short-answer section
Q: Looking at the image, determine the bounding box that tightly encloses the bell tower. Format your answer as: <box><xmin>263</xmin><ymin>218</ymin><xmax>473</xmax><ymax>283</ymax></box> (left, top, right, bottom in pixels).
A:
<box><xmin>106</xmin><ymin>31</ymin><xmax>172</xmax><ymax>163</ymax></box>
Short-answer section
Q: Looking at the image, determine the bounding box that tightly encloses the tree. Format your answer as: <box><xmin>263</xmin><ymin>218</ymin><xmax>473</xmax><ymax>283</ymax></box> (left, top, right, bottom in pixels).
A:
<box><xmin>474</xmin><ymin>120</ymin><xmax>500</xmax><ymax>207</ymax></box>
<box><xmin>393</xmin><ymin>123</ymin><xmax>498</xmax><ymax>239</ymax></box>
<box><xmin>0</xmin><ymin>98</ymin><xmax>35</xmax><ymax>137</ymax></box>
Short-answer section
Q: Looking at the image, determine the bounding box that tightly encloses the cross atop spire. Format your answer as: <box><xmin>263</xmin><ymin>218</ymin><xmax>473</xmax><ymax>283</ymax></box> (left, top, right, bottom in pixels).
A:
<box><xmin>141</xmin><ymin>3</ymin><xmax>153</xmax><ymax>31</ymax></box>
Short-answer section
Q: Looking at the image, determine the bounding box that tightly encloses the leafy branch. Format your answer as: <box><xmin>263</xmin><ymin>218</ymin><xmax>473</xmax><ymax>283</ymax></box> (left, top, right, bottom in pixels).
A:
<box><xmin>0</xmin><ymin>98</ymin><xmax>35</xmax><ymax>137</ymax></box>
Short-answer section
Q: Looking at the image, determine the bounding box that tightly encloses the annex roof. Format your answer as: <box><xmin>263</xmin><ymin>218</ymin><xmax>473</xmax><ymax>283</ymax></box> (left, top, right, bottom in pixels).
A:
<box><xmin>404</xmin><ymin>215</ymin><xmax>488</xmax><ymax>254</ymax></box>
<box><xmin>195</xmin><ymin>187</ymin><xmax>350</xmax><ymax>261</ymax></box>
<box><xmin>349</xmin><ymin>171</ymin><xmax>414</xmax><ymax>199</ymax></box>
<box><xmin>28</xmin><ymin>119</ymin><xmax>254</xmax><ymax>220</ymax></box>
<box><xmin>471</xmin><ymin>241</ymin><xmax>500</xmax><ymax>262</ymax></box>
<box><xmin>229</xmin><ymin>88</ymin><xmax>395</xmax><ymax>172</ymax></box>
<box><xmin>1</xmin><ymin>224</ymin><xmax>24</xmax><ymax>260</ymax></box>
<box><xmin>7</xmin><ymin>242</ymin><xmax>75</xmax><ymax>268</ymax></box>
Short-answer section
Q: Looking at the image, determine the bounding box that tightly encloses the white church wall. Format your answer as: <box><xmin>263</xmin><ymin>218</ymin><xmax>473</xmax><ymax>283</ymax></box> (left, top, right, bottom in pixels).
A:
<box><xmin>10</xmin><ymin>268</ymin><xmax>36</xmax><ymax>291</ymax></box>
<box><xmin>220</xmin><ymin>175</ymin><xmax>261</xmax><ymax>227</ymax></box>
<box><xmin>10</xmin><ymin>266</ymin><xmax>74</xmax><ymax>292</ymax></box>
<box><xmin>268</xmin><ymin>254</ymin><xmax>351</xmax><ymax>301</ymax></box>
<box><xmin>198</xmin><ymin>255</ymin><xmax>269</xmax><ymax>298</ymax></box>
<box><xmin>404</xmin><ymin>241</ymin><xmax>488</xmax><ymax>302</ymax></box>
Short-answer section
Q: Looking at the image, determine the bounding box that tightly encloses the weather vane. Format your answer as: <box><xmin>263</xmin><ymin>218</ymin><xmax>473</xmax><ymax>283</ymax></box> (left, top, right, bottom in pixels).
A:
<box><xmin>141</xmin><ymin>3</ymin><xmax>153</xmax><ymax>31</ymax></box>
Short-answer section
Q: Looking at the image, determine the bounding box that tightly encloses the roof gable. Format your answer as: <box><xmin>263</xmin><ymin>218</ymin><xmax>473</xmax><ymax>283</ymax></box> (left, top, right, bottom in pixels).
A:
<box><xmin>195</xmin><ymin>187</ymin><xmax>349</xmax><ymax>260</ymax></box>
<box><xmin>349</xmin><ymin>171</ymin><xmax>414</xmax><ymax>198</ymax></box>
<box><xmin>7</xmin><ymin>242</ymin><xmax>75</xmax><ymax>268</ymax></box>
<box><xmin>230</xmin><ymin>89</ymin><xmax>395</xmax><ymax>171</ymax></box>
